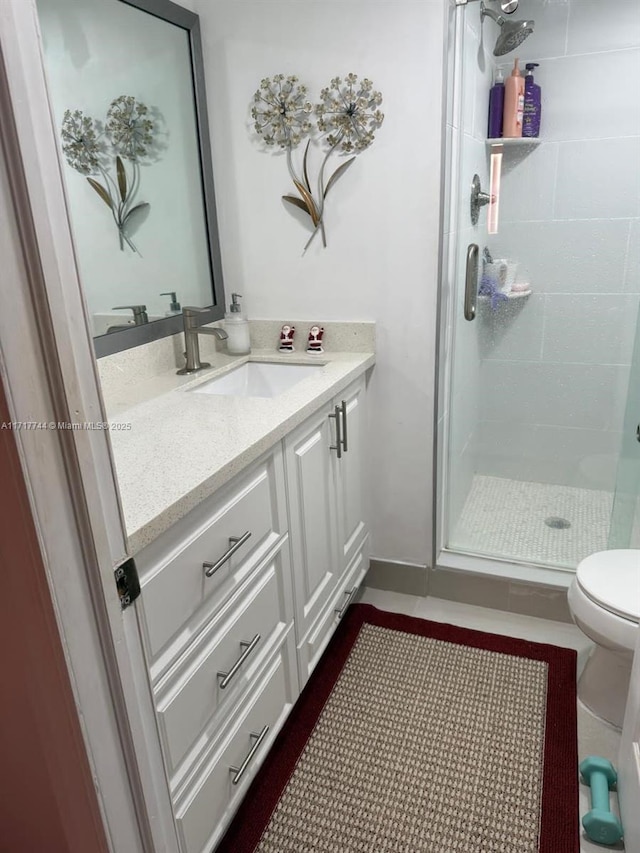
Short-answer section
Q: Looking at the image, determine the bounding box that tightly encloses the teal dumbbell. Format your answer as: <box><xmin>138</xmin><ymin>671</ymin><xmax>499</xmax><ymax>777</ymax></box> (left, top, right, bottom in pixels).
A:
<box><xmin>579</xmin><ymin>756</ymin><xmax>623</xmax><ymax>846</ymax></box>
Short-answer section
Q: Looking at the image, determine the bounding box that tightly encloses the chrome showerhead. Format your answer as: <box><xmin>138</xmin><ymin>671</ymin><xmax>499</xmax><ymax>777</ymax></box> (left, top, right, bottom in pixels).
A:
<box><xmin>480</xmin><ymin>1</ymin><xmax>535</xmax><ymax>56</ymax></box>
<box><xmin>494</xmin><ymin>17</ymin><xmax>535</xmax><ymax>54</ymax></box>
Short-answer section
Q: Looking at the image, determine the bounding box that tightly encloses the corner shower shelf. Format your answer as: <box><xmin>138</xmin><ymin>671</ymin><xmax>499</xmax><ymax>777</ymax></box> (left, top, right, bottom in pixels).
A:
<box><xmin>486</xmin><ymin>138</ymin><xmax>541</xmax><ymax>149</ymax></box>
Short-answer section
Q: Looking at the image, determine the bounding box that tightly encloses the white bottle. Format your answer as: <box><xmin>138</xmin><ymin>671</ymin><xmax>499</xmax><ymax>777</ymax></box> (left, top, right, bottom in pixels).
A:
<box><xmin>224</xmin><ymin>292</ymin><xmax>251</xmax><ymax>355</ymax></box>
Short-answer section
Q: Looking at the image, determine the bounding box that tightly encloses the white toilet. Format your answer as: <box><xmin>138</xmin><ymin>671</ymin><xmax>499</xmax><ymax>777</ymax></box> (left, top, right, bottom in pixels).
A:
<box><xmin>568</xmin><ymin>549</ymin><xmax>640</xmax><ymax>729</ymax></box>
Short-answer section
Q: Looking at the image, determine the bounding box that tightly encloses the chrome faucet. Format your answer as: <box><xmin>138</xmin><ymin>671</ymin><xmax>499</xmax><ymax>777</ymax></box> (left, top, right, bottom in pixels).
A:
<box><xmin>177</xmin><ymin>306</ymin><xmax>228</xmax><ymax>375</ymax></box>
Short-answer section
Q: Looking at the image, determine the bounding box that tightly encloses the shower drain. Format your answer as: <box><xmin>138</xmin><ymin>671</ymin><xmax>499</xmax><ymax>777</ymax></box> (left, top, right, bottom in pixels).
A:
<box><xmin>545</xmin><ymin>516</ymin><xmax>571</xmax><ymax>530</ymax></box>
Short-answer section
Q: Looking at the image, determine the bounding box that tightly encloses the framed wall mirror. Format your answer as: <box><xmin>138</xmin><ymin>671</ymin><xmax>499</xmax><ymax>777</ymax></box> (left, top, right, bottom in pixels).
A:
<box><xmin>36</xmin><ymin>0</ymin><xmax>225</xmax><ymax>357</ymax></box>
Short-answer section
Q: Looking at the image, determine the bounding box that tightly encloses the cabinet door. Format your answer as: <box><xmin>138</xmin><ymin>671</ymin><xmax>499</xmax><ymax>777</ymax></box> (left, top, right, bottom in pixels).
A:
<box><xmin>284</xmin><ymin>403</ymin><xmax>340</xmax><ymax>641</ymax></box>
<box><xmin>335</xmin><ymin>376</ymin><xmax>368</xmax><ymax>573</ymax></box>
<box><xmin>297</xmin><ymin>536</ymin><xmax>370</xmax><ymax>685</ymax></box>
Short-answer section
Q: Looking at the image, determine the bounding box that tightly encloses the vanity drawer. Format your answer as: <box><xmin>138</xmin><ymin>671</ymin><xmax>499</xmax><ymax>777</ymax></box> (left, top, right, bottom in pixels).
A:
<box><xmin>136</xmin><ymin>452</ymin><xmax>286</xmax><ymax>666</ymax></box>
<box><xmin>156</xmin><ymin>550</ymin><xmax>293</xmax><ymax>780</ymax></box>
<box><xmin>175</xmin><ymin>636</ymin><xmax>297</xmax><ymax>853</ymax></box>
<box><xmin>297</xmin><ymin>536</ymin><xmax>369</xmax><ymax>687</ymax></box>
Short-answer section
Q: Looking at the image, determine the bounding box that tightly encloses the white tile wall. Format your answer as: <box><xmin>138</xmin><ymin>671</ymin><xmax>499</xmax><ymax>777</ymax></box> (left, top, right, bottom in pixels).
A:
<box><xmin>542</xmin><ymin>49</ymin><xmax>640</xmax><ymax>142</ymax></box>
<box><xmin>461</xmin><ymin>30</ymin><xmax>477</xmax><ymax>133</ymax></box>
<box><xmin>625</xmin><ymin>220</ymin><xmax>640</xmax><ymax>293</ymax></box>
<box><xmin>479</xmin><ymin>293</ymin><xmax>545</xmax><ymax>361</ymax></box>
<box><xmin>476</xmin><ymin>421</ymin><xmax>623</xmax><ymax>491</ymax></box>
<box><xmin>471</xmin><ymin>0</ymin><xmax>640</xmax><ymax>496</ymax></box>
<box><xmin>542</xmin><ymin>294</ymin><xmax>640</xmax><ymax>364</ymax></box>
<box><xmin>464</xmin><ymin>0</ymin><xmax>484</xmax><ymax>40</ymax></box>
<box><xmin>474</xmin><ymin>421</ymin><xmax>542</xmax><ymax>483</ymax></box>
<box><xmin>567</xmin><ymin>0</ymin><xmax>640</xmax><ymax>54</ymax></box>
<box><xmin>498</xmin><ymin>143</ymin><xmax>559</xmax><ymax>224</ymax></box>
<box><xmin>554</xmin><ymin>137</ymin><xmax>640</xmax><ymax>220</ymax></box>
<box><xmin>494</xmin><ymin>219</ymin><xmax>631</xmax><ymax>294</ymax></box>
<box><xmin>480</xmin><ymin>360</ymin><xmax>629</xmax><ymax>431</ymax></box>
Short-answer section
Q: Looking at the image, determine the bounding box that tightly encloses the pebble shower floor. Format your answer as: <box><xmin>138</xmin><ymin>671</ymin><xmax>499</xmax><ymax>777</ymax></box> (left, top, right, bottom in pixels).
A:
<box><xmin>452</xmin><ymin>475</ymin><xmax>613</xmax><ymax>568</ymax></box>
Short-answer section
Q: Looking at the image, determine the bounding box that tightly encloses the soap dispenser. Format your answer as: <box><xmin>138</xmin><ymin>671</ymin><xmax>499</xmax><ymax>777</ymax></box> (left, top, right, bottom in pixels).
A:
<box><xmin>224</xmin><ymin>293</ymin><xmax>251</xmax><ymax>355</ymax></box>
<box><xmin>160</xmin><ymin>291</ymin><xmax>181</xmax><ymax>315</ymax></box>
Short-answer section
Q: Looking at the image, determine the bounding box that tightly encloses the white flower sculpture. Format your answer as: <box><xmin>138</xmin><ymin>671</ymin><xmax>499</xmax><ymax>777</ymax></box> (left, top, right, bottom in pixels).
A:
<box><xmin>251</xmin><ymin>74</ymin><xmax>312</xmax><ymax>149</ymax></box>
<box><xmin>316</xmin><ymin>74</ymin><xmax>384</xmax><ymax>154</ymax></box>
<box><xmin>251</xmin><ymin>73</ymin><xmax>384</xmax><ymax>252</ymax></box>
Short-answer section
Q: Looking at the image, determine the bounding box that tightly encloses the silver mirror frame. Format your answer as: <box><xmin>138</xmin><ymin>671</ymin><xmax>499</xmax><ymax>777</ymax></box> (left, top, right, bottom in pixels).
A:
<box><xmin>93</xmin><ymin>0</ymin><xmax>225</xmax><ymax>358</ymax></box>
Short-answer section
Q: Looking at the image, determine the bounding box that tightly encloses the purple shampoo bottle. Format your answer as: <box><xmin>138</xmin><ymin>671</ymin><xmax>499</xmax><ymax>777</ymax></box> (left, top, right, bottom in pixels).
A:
<box><xmin>523</xmin><ymin>63</ymin><xmax>541</xmax><ymax>138</ymax></box>
<box><xmin>487</xmin><ymin>68</ymin><xmax>505</xmax><ymax>139</ymax></box>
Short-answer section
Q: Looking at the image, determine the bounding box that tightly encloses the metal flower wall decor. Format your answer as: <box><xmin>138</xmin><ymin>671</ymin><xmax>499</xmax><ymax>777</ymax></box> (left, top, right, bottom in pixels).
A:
<box><xmin>251</xmin><ymin>73</ymin><xmax>384</xmax><ymax>252</ymax></box>
<box><xmin>61</xmin><ymin>96</ymin><xmax>155</xmax><ymax>254</ymax></box>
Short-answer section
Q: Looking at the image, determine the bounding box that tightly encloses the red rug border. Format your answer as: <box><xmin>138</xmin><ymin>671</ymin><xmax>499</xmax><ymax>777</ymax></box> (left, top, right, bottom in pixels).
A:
<box><xmin>216</xmin><ymin>603</ymin><xmax>579</xmax><ymax>852</ymax></box>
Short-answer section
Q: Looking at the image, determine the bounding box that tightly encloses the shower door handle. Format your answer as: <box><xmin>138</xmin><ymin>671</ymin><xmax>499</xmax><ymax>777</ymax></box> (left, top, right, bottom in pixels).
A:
<box><xmin>464</xmin><ymin>243</ymin><xmax>479</xmax><ymax>321</ymax></box>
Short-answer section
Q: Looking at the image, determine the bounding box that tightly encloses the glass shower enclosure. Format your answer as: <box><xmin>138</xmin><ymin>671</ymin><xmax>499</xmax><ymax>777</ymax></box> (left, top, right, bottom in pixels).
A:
<box><xmin>437</xmin><ymin>0</ymin><xmax>640</xmax><ymax>575</ymax></box>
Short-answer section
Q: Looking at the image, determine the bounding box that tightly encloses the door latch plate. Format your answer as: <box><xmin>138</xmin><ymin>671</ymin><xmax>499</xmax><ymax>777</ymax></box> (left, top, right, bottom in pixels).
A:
<box><xmin>114</xmin><ymin>557</ymin><xmax>140</xmax><ymax>609</ymax></box>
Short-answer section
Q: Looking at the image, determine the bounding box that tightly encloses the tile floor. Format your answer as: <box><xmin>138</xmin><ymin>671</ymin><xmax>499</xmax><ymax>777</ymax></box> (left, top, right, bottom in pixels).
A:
<box><xmin>356</xmin><ymin>586</ymin><xmax>625</xmax><ymax>852</ymax></box>
<box><xmin>452</xmin><ymin>475</ymin><xmax>613</xmax><ymax>569</ymax></box>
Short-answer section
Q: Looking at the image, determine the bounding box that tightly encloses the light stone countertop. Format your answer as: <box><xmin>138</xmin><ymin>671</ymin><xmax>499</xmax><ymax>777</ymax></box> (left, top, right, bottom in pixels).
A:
<box><xmin>106</xmin><ymin>348</ymin><xmax>375</xmax><ymax>554</ymax></box>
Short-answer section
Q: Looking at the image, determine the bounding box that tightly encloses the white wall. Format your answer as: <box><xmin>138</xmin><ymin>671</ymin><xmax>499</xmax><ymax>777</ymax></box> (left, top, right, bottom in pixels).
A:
<box><xmin>195</xmin><ymin>0</ymin><xmax>446</xmax><ymax>567</ymax></box>
<box><xmin>475</xmin><ymin>0</ymin><xmax>640</xmax><ymax>492</ymax></box>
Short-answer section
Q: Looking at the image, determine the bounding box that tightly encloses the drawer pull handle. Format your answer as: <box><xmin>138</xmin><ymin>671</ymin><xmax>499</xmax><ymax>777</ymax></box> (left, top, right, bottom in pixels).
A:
<box><xmin>217</xmin><ymin>634</ymin><xmax>261</xmax><ymax>690</ymax></box>
<box><xmin>229</xmin><ymin>725</ymin><xmax>269</xmax><ymax>785</ymax></box>
<box><xmin>329</xmin><ymin>405</ymin><xmax>342</xmax><ymax>459</ymax></box>
<box><xmin>335</xmin><ymin>586</ymin><xmax>358</xmax><ymax>620</ymax></box>
<box><xmin>340</xmin><ymin>400</ymin><xmax>348</xmax><ymax>453</ymax></box>
<box><xmin>203</xmin><ymin>530</ymin><xmax>252</xmax><ymax>578</ymax></box>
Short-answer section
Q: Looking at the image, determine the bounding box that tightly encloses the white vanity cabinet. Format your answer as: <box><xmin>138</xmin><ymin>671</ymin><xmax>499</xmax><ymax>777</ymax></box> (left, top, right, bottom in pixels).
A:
<box><xmin>134</xmin><ymin>446</ymin><xmax>299</xmax><ymax>853</ymax></box>
<box><xmin>285</xmin><ymin>375</ymin><xmax>370</xmax><ymax>683</ymax></box>
<box><xmin>130</xmin><ymin>372</ymin><xmax>370</xmax><ymax>853</ymax></box>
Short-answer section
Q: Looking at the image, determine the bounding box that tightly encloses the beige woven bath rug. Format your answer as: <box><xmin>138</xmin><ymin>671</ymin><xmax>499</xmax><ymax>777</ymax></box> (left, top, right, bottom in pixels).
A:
<box><xmin>217</xmin><ymin>603</ymin><xmax>578</xmax><ymax>853</ymax></box>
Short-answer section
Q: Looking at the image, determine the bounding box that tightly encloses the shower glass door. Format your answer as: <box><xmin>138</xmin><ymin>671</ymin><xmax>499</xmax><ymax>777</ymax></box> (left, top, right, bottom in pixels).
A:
<box><xmin>443</xmin><ymin>0</ymin><xmax>640</xmax><ymax>571</ymax></box>
<box><xmin>609</xmin><ymin>299</ymin><xmax>640</xmax><ymax>549</ymax></box>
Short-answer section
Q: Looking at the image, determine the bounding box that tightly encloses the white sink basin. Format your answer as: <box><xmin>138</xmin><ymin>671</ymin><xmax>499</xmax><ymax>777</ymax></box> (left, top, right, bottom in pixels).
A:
<box><xmin>190</xmin><ymin>362</ymin><xmax>323</xmax><ymax>398</ymax></box>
